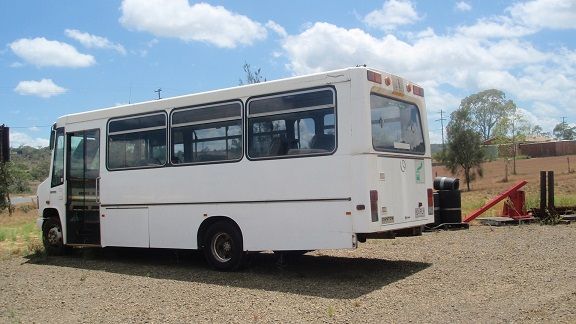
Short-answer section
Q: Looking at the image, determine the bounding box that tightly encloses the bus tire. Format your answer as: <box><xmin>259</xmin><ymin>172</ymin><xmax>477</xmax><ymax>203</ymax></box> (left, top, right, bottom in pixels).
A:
<box><xmin>42</xmin><ymin>218</ymin><xmax>66</xmax><ymax>256</ymax></box>
<box><xmin>203</xmin><ymin>221</ymin><xmax>244</xmax><ymax>271</ymax></box>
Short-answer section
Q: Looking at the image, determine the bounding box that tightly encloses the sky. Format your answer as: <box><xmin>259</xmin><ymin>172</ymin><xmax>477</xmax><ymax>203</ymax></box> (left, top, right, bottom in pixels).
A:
<box><xmin>1</xmin><ymin>0</ymin><xmax>575</xmax><ymax>147</ymax></box>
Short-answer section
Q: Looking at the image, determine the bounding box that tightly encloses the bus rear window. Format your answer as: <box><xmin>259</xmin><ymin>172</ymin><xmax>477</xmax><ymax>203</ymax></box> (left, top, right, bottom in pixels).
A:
<box><xmin>370</xmin><ymin>94</ymin><xmax>425</xmax><ymax>154</ymax></box>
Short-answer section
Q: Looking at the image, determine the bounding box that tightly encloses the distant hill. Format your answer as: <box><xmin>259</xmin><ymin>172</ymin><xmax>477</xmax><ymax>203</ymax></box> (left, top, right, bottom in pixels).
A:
<box><xmin>7</xmin><ymin>146</ymin><xmax>51</xmax><ymax>193</ymax></box>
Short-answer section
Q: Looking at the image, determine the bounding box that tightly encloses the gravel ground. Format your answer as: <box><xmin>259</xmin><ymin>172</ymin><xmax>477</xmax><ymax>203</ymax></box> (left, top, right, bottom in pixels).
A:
<box><xmin>1</xmin><ymin>222</ymin><xmax>575</xmax><ymax>323</ymax></box>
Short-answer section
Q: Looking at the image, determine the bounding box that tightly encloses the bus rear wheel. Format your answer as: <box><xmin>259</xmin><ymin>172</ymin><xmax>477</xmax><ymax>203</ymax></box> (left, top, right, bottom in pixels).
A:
<box><xmin>203</xmin><ymin>221</ymin><xmax>244</xmax><ymax>271</ymax></box>
<box><xmin>42</xmin><ymin>218</ymin><xmax>66</xmax><ymax>256</ymax></box>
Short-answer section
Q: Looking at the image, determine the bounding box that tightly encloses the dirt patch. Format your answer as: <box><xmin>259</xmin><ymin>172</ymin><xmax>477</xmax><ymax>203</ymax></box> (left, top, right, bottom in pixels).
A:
<box><xmin>1</xmin><ymin>223</ymin><xmax>575</xmax><ymax>323</ymax></box>
<box><xmin>434</xmin><ymin>155</ymin><xmax>576</xmax><ymax>215</ymax></box>
<box><xmin>434</xmin><ymin>154</ymin><xmax>576</xmax><ymax>195</ymax></box>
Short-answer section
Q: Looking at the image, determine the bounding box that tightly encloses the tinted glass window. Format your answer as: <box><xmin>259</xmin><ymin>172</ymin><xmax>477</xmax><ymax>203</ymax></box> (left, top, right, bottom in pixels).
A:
<box><xmin>51</xmin><ymin>128</ymin><xmax>65</xmax><ymax>187</ymax></box>
<box><xmin>171</xmin><ymin>102</ymin><xmax>242</xmax><ymax>164</ymax></box>
<box><xmin>108</xmin><ymin>113</ymin><xmax>166</xmax><ymax>170</ymax></box>
<box><xmin>171</xmin><ymin>121</ymin><xmax>242</xmax><ymax>164</ymax></box>
<box><xmin>172</xmin><ymin>102</ymin><xmax>241</xmax><ymax>125</ymax></box>
<box><xmin>109</xmin><ymin>114</ymin><xmax>165</xmax><ymax>133</ymax></box>
<box><xmin>248</xmin><ymin>88</ymin><xmax>336</xmax><ymax>159</ymax></box>
<box><xmin>249</xmin><ymin>89</ymin><xmax>334</xmax><ymax>116</ymax></box>
<box><xmin>370</xmin><ymin>94</ymin><xmax>425</xmax><ymax>154</ymax></box>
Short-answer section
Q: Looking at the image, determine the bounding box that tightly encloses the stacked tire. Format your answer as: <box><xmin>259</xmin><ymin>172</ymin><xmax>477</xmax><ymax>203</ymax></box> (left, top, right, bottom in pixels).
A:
<box><xmin>433</xmin><ymin>177</ymin><xmax>462</xmax><ymax>225</ymax></box>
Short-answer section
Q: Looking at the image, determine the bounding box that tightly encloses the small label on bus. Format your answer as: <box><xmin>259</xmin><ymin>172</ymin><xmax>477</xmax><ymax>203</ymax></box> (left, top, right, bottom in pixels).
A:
<box><xmin>415</xmin><ymin>207</ymin><xmax>426</xmax><ymax>218</ymax></box>
<box><xmin>415</xmin><ymin>160</ymin><xmax>425</xmax><ymax>184</ymax></box>
<box><xmin>393</xmin><ymin>142</ymin><xmax>410</xmax><ymax>150</ymax></box>
<box><xmin>382</xmin><ymin>216</ymin><xmax>394</xmax><ymax>224</ymax></box>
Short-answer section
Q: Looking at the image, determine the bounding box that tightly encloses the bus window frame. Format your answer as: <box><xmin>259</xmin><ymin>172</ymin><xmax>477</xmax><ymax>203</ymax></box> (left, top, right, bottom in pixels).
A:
<box><xmin>169</xmin><ymin>100</ymin><xmax>244</xmax><ymax>166</ymax></box>
<box><xmin>370</xmin><ymin>93</ymin><xmax>426</xmax><ymax>155</ymax></box>
<box><xmin>106</xmin><ymin>111</ymin><xmax>168</xmax><ymax>172</ymax></box>
<box><xmin>245</xmin><ymin>86</ymin><xmax>338</xmax><ymax>161</ymax></box>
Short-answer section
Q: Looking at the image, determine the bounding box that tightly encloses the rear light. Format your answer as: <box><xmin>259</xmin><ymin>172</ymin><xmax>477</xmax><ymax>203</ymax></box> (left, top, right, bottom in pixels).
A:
<box><xmin>427</xmin><ymin>188</ymin><xmax>434</xmax><ymax>215</ymax></box>
<box><xmin>367</xmin><ymin>70</ymin><xmax>382</xmax><ymax>84</ymax></box>
<box><xmin>413</xmin><ymin>85</ymin><xmax>424</xmax><ymax>97</ymax></box>
<box><xmin>370</xmin><ymin>190</ymin><xmax>379</xmax><ymax>222</ymax></box>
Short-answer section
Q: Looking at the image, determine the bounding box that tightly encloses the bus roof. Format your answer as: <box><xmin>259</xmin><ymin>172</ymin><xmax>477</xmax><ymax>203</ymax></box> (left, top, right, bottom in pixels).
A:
<box><xmin>58</xmin><ymin>66</ymin><xmax>414</xmax><ymax>126</ymax></box>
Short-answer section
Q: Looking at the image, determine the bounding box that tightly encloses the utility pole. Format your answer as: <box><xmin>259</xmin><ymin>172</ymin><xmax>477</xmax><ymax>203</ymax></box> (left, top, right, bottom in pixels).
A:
<box><xmin>0</xmin><ymin>124</ymin><xmax>11</xmax><ymax>214</ymax></box>
<box><xmin>512</xmin><ymin>112</ymin><xmax>517</xmax><ymax>175</ymax></box>
<box><xmin>436</xmin><ymin>110</ymin><xmax>447</xmax><ymax>153</ymax></box>
<box><xmin>561</xmin><ymin>116</ymin><xmax>567</xmax><ymax>140</ymax></box>
<box><xmin>155</xmin><ymin>88</ymin><xmax>162</xmax><ymax>100</ymax></box>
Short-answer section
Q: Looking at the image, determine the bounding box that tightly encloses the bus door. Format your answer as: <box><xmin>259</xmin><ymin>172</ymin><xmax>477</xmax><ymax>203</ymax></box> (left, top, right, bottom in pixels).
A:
<box><xmin>66</xmin><ymin>129</ymin><xmax>101</xmax><ymax>245</ymax></box>
<box><xmin>370</xmin><ymin>91</ymin><xmax>428</xmax><ymax>225</ymax></box>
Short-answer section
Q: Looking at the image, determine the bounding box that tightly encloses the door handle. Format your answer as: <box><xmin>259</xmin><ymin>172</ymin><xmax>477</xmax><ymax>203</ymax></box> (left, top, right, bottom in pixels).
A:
<box><xmin>96</xmin><ymin>177</ymin><xmax>101</xmax><ymax>204</ymax></box>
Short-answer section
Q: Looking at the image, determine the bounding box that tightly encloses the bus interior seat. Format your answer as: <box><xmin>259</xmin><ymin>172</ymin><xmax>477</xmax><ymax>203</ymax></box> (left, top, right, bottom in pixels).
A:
<box><xmin>310</xmin><ymin>134</ymin><xmax>335</xmax><ymax>152</ymax></box>
<box><xmin>269</xmin><ymin>137</ymin><xmax>288</xmax><ymax>156</ymax></box>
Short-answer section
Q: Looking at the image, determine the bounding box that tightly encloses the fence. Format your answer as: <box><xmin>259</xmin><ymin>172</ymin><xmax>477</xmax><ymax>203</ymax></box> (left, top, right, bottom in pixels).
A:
<box><xmin>487</xmin><ymin>140</ymin><xmax>576</xmax><ymax>158</ymax></box>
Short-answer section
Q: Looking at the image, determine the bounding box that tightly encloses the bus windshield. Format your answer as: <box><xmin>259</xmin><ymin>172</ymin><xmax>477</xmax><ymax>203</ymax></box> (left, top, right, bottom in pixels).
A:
<box><xmin>370</xmin><ymin>93</ymin><xmax>425</xmax><ymax>154</ymax></box>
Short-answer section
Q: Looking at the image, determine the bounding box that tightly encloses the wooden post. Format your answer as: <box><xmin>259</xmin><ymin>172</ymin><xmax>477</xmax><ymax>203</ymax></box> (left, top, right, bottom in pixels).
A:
<box><xmin>547</xmin><ymin>171</ymin><xmax>555</xmax><ymax>211</ymax></box>
<box><xmin>540</xmin><ymin>171</ymin><xmax>547</xmax><ymax>216</ymax></box>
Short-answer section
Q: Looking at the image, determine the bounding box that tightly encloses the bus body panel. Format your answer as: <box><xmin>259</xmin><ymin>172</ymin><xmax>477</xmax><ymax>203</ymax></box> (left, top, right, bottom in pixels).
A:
<box><xmin>101</xmin><ymin>207</ymin><xmax>149</xmax><ymax>247</ymax></box>
<box><xmin>376</xmin><ymin>155</ymin><xmax>434</xmax><ymax>226</ymax></box>
<box><xmin>142</xmin><ymin>201</ymin><xmax>355</xmax><ymax>251</ymax></box>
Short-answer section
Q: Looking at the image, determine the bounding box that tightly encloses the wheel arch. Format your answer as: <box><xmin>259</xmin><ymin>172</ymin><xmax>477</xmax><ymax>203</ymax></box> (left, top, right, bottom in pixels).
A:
<box><xmin>197</xmin><ymin>216</ymin><xmax>243</xmax><ymax>250</ymax></box>
<box><xmin>42</xmin><ymin>208</ymin><xmax>63</xmax><ymax>225</ymax></box>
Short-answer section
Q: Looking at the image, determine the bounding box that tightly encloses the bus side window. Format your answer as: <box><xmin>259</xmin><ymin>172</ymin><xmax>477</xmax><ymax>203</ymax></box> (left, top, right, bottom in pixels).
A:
<box><xmin>170</xmin><ymin>102</ymin><xmax>243</xmax><ymax>165</ymax></box>
<box><xmin>247</xmin><ymin>88</ymin><xmax>336</xmax><ymax>159</ymax></box>
<box><xmin>107</xmin><ymin>113</ymin><xmax>167</xmax><ymax>170</ymax></box>
<box><xmin>51</xmin><ymin>128</ymin><xmax>65</xmax><ymax>187</ymax></box>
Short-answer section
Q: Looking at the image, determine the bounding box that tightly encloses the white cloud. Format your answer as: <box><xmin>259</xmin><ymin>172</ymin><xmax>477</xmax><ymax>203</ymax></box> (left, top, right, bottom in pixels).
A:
<box><xmin>363</xmin><ymin>0</ymin><xmax>420</xmax><ymax>31</ymax></box>
<box><xmin>9</xmin><ymin>37</ymin><xmax>95</xmax><ymax>68</ymax></box>
<box><xmin>65</xmin><ymin>29</ymin><xmax>126</xmax><ymax>55</ymax></box>
<box><xmin>119</xmin><ymin>0</ymin><xmax>267</xmax><ymax>48</ymax></box>
<box><xmin>280</xmin><ymin>18</ymin><xmax>576</xmax><ymax>140</ymax></box>
<box><xmin>508</xmin><ymin>0</ymin><xmax>576</xmax><ymax>30</ymax></box>
<box><xmin>455</xmin><ymin>1</ymin><xmax>472</xmax><ymax>12</ymax></box>
<box><xmin>282</xmin><ymin>22</ymin><xmax>548</xmax><ymax>81</ymax></box>
<box><xmin>266</xmin><ymin>20</ymin><xmax>287</xmax><ymax>38</ymax></box>
<box><xmin>14</xmin><ymin>79</ymin><xmax>67</xmax><ymax>98</ymax></box>
<box><xmin>458</xmin><ymin>0</ymin><xmax>576</xmax><ymax>39</ymax></box>
<box><xmin>457</xmin><ymin>16</ymin><xmax>536</xmax><ymax>39</ymax></box>
<box><xmin>10</xmin><ymin>132</ymin><xmax>50</xmax><ymax>148</ymax></box>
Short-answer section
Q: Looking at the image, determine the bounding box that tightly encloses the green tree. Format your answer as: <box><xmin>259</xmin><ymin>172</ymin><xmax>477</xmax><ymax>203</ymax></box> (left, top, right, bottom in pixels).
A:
<box><xmin>460</xmin><ymin>89</ymin><xmax>516</xmax><ymax>142</ymax></box>
<box><xmin>8</xmin><ymin>162</ymin><xmax>31</xmax><ymax>193</ymax></box>
<box><xmin>553</xmin><ymin>122</ymin><xmax>576</xmax><ymax>140</ymax></box>
<box><xmin>442</xmin><ymin>105</ymin><xmax>485</xmax><ymax>191</ymax></box>
<box><xmin>0</xmin><ymin>162</ymin><xmax>12</xmax><ymax>212</ymax></box>
<box><xmin>491</xmin><ymin>109</ymin><xmax>535</xmax><ymax>144</ymax></box>
<box><xmin>239</xmin><ymin>62</ymin><xmax>266</xmax><ymax>85</ymax></box>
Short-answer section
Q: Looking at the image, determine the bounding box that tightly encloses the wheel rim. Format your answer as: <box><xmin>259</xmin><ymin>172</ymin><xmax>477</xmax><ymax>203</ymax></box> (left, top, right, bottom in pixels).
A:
<box><xmin>46</xmin><ymin>226</ymin><xmax>62</xmax><ymax>246</ymax></box>
<box><xmin>211</xmin><ymin>232</ymin><xmax>233</xmax><ymax>263</ymax></box>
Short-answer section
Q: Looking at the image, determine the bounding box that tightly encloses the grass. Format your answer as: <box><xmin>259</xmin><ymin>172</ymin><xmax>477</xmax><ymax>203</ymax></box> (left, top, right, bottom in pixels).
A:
<box><xmin>436</xmin><ymin>155</ymin><xmax>576</xmax><ymax>218</ymax></box>
<box><xmin>460</xmin><ymin>192</ymin><xmax>576</xmax><ymax>218</ymax></box>
<box><xmin>0</xmin><ymin>202</ymin><xmax>44</xmax><ymax>259</ymax></box>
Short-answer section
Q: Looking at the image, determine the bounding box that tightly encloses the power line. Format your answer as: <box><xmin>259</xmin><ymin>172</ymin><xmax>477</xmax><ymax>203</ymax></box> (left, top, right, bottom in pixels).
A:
<box><xmin>435</xmin><ymin>109</ymin><xmax>447</xmax><ymax>149</ymax></box>
<box><xmin>7</xmin><ymin>125</ymin><xmax>51</xmax><ymax>129</ymax></box>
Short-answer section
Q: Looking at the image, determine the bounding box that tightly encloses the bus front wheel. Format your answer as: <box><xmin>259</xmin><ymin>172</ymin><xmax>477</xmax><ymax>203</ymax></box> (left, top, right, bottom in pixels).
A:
<box><xmin>203</xmin><ymin>221</ymin><xmax>244</xmax><ymax>271</ymax></box>
<box><xmin>42</xmin><ymin>218</ymin><xmax>66</xmax><ymax>256</ymax></box>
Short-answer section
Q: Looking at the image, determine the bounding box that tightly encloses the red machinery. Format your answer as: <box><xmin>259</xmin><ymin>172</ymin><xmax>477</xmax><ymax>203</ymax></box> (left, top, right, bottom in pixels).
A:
<box><xmin>463</xmin><ymin>180</ymin><xmax>532</xmax><ymax>223</ymax></box>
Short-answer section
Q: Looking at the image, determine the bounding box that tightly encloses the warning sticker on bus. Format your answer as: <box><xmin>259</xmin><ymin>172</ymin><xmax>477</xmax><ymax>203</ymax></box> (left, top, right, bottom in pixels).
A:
<box><xmin>415</xmin><ymin>160</ymin><xmax>424</xmax><ymax>184</ymax></box>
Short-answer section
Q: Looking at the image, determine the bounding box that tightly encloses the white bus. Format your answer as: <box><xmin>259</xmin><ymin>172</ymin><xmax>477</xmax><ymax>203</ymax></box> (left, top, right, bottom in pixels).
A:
<box><xmin>37</xmin><ymin>67</ymin><xmax>434</xmax><ymax>270</ymax></box>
